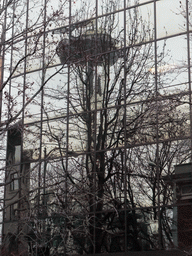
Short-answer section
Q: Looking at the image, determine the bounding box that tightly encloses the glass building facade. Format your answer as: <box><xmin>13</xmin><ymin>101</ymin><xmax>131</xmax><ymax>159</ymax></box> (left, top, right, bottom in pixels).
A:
<box><xmin>1</xmin><ymin>0</ymin><xmax>192</xmax><ymax>255</ymax></box>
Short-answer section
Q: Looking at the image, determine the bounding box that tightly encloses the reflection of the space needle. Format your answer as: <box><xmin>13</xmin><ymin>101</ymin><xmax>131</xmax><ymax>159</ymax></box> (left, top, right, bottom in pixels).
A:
<box><xmin>56</xmin><ymin>23</ymin><xmax>119</xmax><ymax>152</ymax></box>
<box><xmin>56</xmin><ymin>22</ymin><xmax>119</xmax><ymax>103</ymax></box>
<box><xmin>56</xmin><ymin>22</ymin><xmax>118</xmax><ymax>67</ymax></box>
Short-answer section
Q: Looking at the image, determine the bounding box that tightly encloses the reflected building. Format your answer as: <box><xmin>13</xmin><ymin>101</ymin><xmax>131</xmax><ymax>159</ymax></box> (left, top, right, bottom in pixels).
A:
<box><xmin>171</xmin><ymin>163</ymin><xmax>192</xmax><ymax>249</ymax></box>
<box><xmin>2</xmin><ymin>124</ymin><xmax>31</xmax><ymax>255</ymax></box>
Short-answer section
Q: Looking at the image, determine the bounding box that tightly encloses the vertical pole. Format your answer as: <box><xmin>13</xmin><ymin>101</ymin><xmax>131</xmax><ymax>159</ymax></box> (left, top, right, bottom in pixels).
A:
<box><xmin>8</xmin><ymin>0</ymin><xmax>15</xmax><ymax>122</ymax></box>
<box><xmin>42</xmin><ymin>0</ymin><xmax>47</xmax><ymax>251</ymax></box>
<box><xmin>43</xmin><ymin>147</ymin><xmax>47</xmax><ymax>247</ymax></box>
<box><xmin>23</xmin><ymin>0</ymin><xmax>29</xmax><ymax>132</ymax></box>
<box><xmin>37</xmin><ymin>1</ymin><xmax>47</xmax><ymax>253</ymax></box>
<box><xmin>1</xmin><ymin>0</ymin><xmax>7</xmax><ymax>244</ymax></box>
<box><xmin>0</xmin><ymin>0</ymin><xmax>7</xmax><ymax>123</ymax></box>
<box><xmin>22</xmin><ymin>0</ymin><xmax>29</xmax><ymax>234</ymax></box>
<box><xmin>123</xmin><ymin>0</ymin><xmax>127</xmax><ymax>254</ymax></box>
<box><xmin>154</xmin><ymin>0</ymin><xmax>161</xmax><ymax>249</ymax></box>
<box><xmin>186</xmin><ymin>0</ymin><xmax>192</xmax><ymax>160</ymax></box>
<box><xmin>43</xmin><ymin>147</ymin><xmax>47</xmax><ymax>207</ymax></box>
<box><xmin>93</xmin><ymin>1</ymin><xmax>98</xmax><ymax>253</ymax></box>
<box><xmin>65</xmin><ymin>1</ymin><xmax>71</xmax><ymax>254</ymax></box>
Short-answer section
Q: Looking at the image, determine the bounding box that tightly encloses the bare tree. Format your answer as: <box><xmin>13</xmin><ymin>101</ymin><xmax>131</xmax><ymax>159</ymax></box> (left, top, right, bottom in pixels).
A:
<box><xmin>34</xmin><ymin>3</ymin><xmax>190</xmax><ymax>255</ymax></box>
<box><xmin>0</xmin><ymin>0</ymin><xmax>191</xmax><ymax>255</ymax></box>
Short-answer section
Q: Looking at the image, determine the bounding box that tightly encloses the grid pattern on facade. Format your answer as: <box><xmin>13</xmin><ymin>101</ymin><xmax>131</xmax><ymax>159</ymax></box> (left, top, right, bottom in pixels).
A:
<box><xmin>0</xmin><ymin>0</ymin><xmax>192</xmax><ymax>255</ymax></box>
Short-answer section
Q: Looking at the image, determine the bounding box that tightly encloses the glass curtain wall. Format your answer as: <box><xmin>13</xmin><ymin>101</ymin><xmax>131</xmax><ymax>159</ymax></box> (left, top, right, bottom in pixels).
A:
<box><xmin>0</xmin><ymin>0</ymin><xmax>192</xmax><ymax>255</ymax></box>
